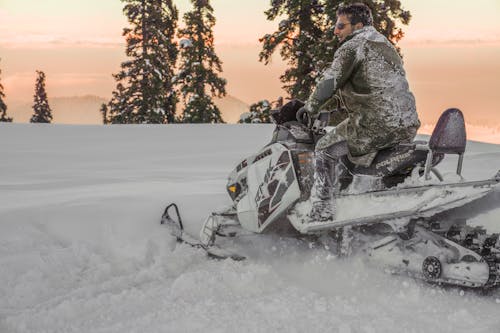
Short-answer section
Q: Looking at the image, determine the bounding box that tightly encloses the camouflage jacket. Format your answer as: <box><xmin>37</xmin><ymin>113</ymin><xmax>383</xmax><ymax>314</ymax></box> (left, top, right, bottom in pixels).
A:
<box><xmin>305</xmin><ymin>26</ymin><xmax>420</xmax><ymax>156</ymax></box>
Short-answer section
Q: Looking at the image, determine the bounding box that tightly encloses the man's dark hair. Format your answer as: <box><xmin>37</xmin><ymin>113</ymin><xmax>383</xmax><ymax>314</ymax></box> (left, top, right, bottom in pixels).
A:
<box><xmin>337</xmin><ymin>3</ymin><xmax>373</xmax><ymax>26</ymax></box>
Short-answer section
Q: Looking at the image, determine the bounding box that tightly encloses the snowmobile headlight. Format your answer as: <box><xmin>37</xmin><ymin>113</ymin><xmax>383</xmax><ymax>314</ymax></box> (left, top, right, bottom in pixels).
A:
<box><xmin>227</xmin><ymin>183</ymin><xmax>241</xmax><ymax>200</ymax></box>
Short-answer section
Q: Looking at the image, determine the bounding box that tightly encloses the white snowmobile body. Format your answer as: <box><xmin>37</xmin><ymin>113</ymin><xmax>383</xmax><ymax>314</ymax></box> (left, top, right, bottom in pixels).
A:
<box><xmin>225</xmin><ymin>102</ymin><xmax>499</xmax><ymax>235</ymax></box>
<box><xmin>210</xmin><ymin>101</ymin><xmax>500</xmax><ymax>289</ymax></box>
<box><xmin>231</xmin><ymin>143</ymin><xmax>302</xmax><ymax>233</ymax></box>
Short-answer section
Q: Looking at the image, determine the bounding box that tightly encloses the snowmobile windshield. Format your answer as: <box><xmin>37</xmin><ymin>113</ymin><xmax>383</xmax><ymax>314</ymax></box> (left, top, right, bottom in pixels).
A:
<box><xmin>271</xmin><ymin>122</ymin><xmax>314</xmax><ymax>144</ymax></box>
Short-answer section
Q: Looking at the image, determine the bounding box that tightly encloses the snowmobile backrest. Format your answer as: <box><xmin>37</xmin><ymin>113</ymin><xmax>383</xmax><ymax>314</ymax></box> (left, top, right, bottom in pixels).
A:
<box><xmin>423</xmin><ymin>108</ymin><xmax>466</xmax><ymax>179</ymax></box>
<box><xmin>429</xmin><ymin>108</ymin><xmax>466</xmax><ymax>154</ymax></box>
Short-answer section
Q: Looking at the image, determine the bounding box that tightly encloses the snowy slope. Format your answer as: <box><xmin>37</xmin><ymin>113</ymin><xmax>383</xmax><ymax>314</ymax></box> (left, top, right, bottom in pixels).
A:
<box><xmin>1</xmin><ymin>123</ymin><xmax>500</xmax><ymax>333</ymax></box>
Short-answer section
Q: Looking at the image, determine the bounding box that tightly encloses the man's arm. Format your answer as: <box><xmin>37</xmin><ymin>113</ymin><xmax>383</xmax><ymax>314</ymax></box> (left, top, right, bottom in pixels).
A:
<box><xmin>305</xmin><ymin>44</ymin><xmax>357</xmax><ymax>117</ymax></box>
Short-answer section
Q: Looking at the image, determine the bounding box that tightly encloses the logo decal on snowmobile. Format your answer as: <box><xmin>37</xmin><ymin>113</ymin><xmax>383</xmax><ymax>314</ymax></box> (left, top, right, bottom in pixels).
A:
<box><xmin>236</xmin><ymin>159</ymin><xmax>248</xmax><ymax>172</ymax></box>
<box><xmin>375</xmin><ymin>150</ymin><xmax>413</xmax><ymax>172</ymax></box>
<box><xmin>254</xmin><ymin>149</ymin><xmax>272</xmax><ymax>162</ymax></box>
<box><xmin>254</xmin><ymin>151</ymin><xmax>294</xmax><ymax>227</ymax></box>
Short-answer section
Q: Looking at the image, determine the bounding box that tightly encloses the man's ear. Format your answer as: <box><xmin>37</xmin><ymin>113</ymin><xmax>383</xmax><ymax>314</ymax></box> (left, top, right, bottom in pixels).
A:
<box><xmin>354</xmin><ymin>22</ymin><xmax>364</xmax><ymax>30</ymax></box>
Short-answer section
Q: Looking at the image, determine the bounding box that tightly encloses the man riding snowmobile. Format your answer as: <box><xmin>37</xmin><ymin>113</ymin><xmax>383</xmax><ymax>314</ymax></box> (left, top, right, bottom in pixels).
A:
<box><xmin>296</xmin><ymin>3</ymin><xmax>420</xmax><ymax>222</ymax></box>
<box><xmin>161</xmin><ymin>3</ymin><xmax>500</xmax><ymax>290</ymax></box>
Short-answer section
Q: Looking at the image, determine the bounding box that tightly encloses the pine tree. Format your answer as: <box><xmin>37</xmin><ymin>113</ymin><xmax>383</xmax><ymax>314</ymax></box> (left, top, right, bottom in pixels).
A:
<box><xmin>100</xmin><ymin>103</ymin><xmax>109</xmax><ymax>124</ymax></box>
<box><xmin>0</xmin><ymin>60</ymin><xmax>12</xmax><ymax>122</ymax></box>
<box><xmin>30</xmin><ymin>70</ymin><xmax>52</xmax><ymax>124</ymax></box>
<box><xmin>259</xmin><ymin>0</ymin><xmax>324</xmax><ymax>101</ymax></box>
<box><xmin>260</xmin><ymin>0</ymin><xmax>411</xmax><ymax>100</ymax></box>
<box><xmin>239</xmin><ymin>100</ymin><xmax>272</xmax><ymax>124</ymax></box>
<box><xmin>107</xmin><ymin>0</ymin><xmax>179</xmax><ymax>124</ymax></box>
<box><xmin>177</xmin><ymin>0</ymin><xmax>226</xmax><ymax>123</ymax></box>
<box><xmin>369</xmin><ymin>0</ymin><xmax>411</xmax><ymax>50</ymax></box>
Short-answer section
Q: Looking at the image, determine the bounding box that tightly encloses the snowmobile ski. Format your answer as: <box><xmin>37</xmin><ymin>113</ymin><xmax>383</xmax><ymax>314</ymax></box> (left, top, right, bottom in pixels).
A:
<box><xmin>160</xmin><ymin>203</ymin><xmax>245</xmax><ymax>261</ymax></box>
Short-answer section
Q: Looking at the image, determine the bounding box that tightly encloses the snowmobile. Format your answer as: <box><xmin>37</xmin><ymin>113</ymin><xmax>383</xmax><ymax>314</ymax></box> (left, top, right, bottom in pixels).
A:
<box><xmin>161</xmin><ymin>99</ymin><xmax>500</xmax><ymax>290</ymax></box>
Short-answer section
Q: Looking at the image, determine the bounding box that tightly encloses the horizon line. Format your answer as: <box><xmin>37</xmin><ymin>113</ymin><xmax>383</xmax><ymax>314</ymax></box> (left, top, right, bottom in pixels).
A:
<box><xmin>1</xmin><ymin>38</ymin><xmax>500</xmax><ymax>49</ymax></box>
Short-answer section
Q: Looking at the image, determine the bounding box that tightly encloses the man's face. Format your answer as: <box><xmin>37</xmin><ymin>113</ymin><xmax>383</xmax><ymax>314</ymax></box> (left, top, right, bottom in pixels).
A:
<box><xmin>334</xmin><ymin>14</ymin><xmax>355</xmax><ymax>43</ymax></box>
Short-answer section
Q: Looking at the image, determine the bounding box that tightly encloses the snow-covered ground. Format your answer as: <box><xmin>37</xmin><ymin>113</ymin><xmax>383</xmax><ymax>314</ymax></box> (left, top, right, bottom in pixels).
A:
<box><xmin>1</xmin><ymin>123</ymin><xmax>500</xmax><ymax>333</ymax></box>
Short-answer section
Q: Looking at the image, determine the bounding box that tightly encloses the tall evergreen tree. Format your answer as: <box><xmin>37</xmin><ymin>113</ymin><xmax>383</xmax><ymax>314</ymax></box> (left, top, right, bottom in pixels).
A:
<box><xmin>0</xmin><ymin>60</ymin><xmax>12</xmax><ymax>122</ymax></box>
<box><xmin>107</xmin><ymin>0</ymin><xmax>179</xmax><ymax>124</ymax></box>
<box><xmin>260</xmin><ymin>0</ymin><xmax>411</xmax><ymax>100</ymax></box>
<box><xmin>177</xmin><ymin>0</ymin><xmax>226</xmax><ymax>123</ymax></box>
<box><xmin>100</xmin><ymin>103</ymin><xmax>109</xmax><ymax>124</ymax></box>
<box><xmin>259</xmin><ymin>0</ymin><xmax>324</xmax><ymax>101</ymax></box>
<box><xmin>30</xmin><ymin>70</ymin><xmax>52</xmax><ymax>124</ymax></box>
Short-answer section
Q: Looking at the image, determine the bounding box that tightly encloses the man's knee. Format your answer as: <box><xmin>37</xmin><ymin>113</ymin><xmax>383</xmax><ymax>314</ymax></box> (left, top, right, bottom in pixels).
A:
<box><xmin>317</xmin><ymin>141</ymin><xmax>349</xmax><ymax>160</ymax></box>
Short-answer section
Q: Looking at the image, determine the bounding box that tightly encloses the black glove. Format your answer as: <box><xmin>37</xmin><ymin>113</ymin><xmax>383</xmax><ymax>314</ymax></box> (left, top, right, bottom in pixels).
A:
<box><xmin>296</xmin><ymin>106</ymin><xmax>311</xmax><ymax>127</ymax></box>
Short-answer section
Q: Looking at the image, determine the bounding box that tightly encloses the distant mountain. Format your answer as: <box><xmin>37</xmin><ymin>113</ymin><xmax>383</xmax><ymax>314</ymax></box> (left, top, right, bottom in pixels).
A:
<box><xmin>9</xmin><ymin>95</ymin><xmax>107</xmax><ymax>124</ymax></box>
<box><xmin>214</xmin><ymin>95</ymin><xmax>249</xmax><ymax>124</ymax></box>
<box><xmin>9</xmin><ymin>95</ymin><xmax>249</xmax><ymax>124</ymax></box>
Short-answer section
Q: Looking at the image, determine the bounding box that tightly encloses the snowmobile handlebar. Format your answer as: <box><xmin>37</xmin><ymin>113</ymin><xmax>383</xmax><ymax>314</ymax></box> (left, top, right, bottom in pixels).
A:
<box><xmin>271</xmin><ymin>98</ymin><xmax>334</xmax><ymax>134</ymax></box>
<box><xmin>295</xmin><ymin>107</ymin><xmax>332</xmax><ymax>134</ymax></box>
<box><xmin>296</xmin><ymin>107</ymin><xmax>311</xmax><ymax>127</ymax></box>
<box><xmin>311</xmin><ymin>110</ymin><xmax>331</xmax><ymax>133</ymax></box>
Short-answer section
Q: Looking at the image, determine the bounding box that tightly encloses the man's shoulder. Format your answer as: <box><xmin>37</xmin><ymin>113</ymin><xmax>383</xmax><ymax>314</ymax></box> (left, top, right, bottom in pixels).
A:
<box><xmin>350</xmin><ymin>26</ymin><xmax>388</xmax><ymax>44</ymax></box>
<box><xmin>335</xmin><ymin>40</ymin><xmax>359</xmax><ymax>61</ymax></box>
<box><xmin>347</xmin><ymin>27</ymin><xmax>396</xmax><ymax>57</ymax></box>
<box><xmin>363</xmin><ymin>27</ymin><xmax>392</xmax><ymax>46</ymax></box>
<box><xmin>340</xmin><ymin>27</ymin><xmax>373</xmax><ymax>48</ymax></box>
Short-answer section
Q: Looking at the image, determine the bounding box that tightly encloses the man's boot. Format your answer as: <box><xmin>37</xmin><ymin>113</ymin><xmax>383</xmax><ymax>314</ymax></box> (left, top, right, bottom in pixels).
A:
<box><xmin>307</xmin><ymin>150</ymin><xmax>338</xmax><ymax>222</ymax></box>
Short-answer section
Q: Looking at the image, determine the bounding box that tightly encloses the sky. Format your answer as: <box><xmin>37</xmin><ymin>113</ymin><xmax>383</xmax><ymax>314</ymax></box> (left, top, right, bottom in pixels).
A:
<box><xmin>1</xmin><ymin>0</ymin><xmax>499</xmax><ymax>47</ymax></box>
<box><xmin>0</xmin><ymin>0</ymin><xmax>500</xmax><ymax>133</ymax></box>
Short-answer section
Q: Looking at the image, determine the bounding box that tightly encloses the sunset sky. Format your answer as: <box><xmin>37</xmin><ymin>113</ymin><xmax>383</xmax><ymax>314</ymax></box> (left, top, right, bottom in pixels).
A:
<box><xmin>0</xmin><ymin>0</ymin><xmax>499</xmax><ymax>139</ymax></box>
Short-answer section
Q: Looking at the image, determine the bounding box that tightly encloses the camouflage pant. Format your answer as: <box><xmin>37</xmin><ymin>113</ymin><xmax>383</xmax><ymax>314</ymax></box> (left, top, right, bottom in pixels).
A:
<box><xmin>316</xmin><ymin>117</ymin><xmax>386</xmax><ymax>171</ymax></box>
<box><xmin>312</xmin><ymin>118</ymin><xmax>416</xmax><ymax>202</ymax></box>
<box><xmin>310</xmin><ymin>119</ymin><xmax>347</xmax><ymax>203</ymax></box>
<box><xmin>311</xmin><ymin>138</ymin><xmax>349</xmax><ymax>202</ymax></box>
<box><xmin>315</xmin><ymin>119</ymin><xmax>349</xmax><ymax>151</ymax></box>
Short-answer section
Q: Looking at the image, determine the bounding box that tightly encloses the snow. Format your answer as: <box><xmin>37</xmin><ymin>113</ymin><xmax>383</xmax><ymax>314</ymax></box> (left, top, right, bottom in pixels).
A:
<box><xmin>179</xmin><ymin>39</ymin><xmax>193</xmax><ymax>49</ymax></box>
<box><xmin>239</xmin><ymin>111</ymin><xmax>251</xmax><ymax>122</ymax></box>
<box><xmin>1</xmin><ymin>123</ymin><xmax>500</xmax><ymax>332</ymax></box>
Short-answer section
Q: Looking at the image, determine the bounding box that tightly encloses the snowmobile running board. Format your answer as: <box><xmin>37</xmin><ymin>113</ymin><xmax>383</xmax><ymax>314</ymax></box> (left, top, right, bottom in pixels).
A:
<box><xmin>337</xmin><ymin>169</ymin><xmax>500</xmax><ymax>198</ymax></box>
<box><xmin>161</xmin><ymin>203</ymin><xmax>245</xmax><ymax>261</ymax></box>
<box><xmin>298</xmin><ymin>172</ymin><xmax>500</xmax><ymax>234</ymax></box>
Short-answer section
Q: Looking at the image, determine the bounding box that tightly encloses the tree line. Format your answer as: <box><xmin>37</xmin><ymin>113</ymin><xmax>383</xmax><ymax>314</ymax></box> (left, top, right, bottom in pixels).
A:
<box><xmin>0</xmin><ymin>64</ymin><xmax>51</xmax><ymax>123</ymax></box>
<box><xmin>0</xmin><ymin>0</ymin><xmax>410</xmax><ymax>125</ymax></box>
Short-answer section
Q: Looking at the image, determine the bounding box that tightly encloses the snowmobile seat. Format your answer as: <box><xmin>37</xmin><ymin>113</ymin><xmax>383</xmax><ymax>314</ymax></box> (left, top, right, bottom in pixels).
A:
<box><xmin>339</xmin><ymin>108</ymin><xmax>465</xmax><ymax>186</ymax></box>
<box><xmin>338</xmin><ymin>142</ymin><xmax>444</xmax><ymax>189</ymax></box>
<box><xmin>340</xmin><ymin>141</ymin><xmax>443</xmax><ymax>178</ymax></box>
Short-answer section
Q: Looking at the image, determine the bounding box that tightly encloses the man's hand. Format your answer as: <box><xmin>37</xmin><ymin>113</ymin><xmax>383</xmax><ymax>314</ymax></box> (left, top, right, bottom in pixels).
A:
<box><xmin>296</xmin><ymin>106</ymin><xmax>311</xmax><ymax>127</ymax></box>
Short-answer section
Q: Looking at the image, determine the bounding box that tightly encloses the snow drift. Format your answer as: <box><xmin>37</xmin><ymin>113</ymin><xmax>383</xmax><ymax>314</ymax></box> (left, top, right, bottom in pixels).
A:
<box><xmin>1</xmin><ymin>123</ymin><xmax>500</xmax><ymax>333</ymax></box>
